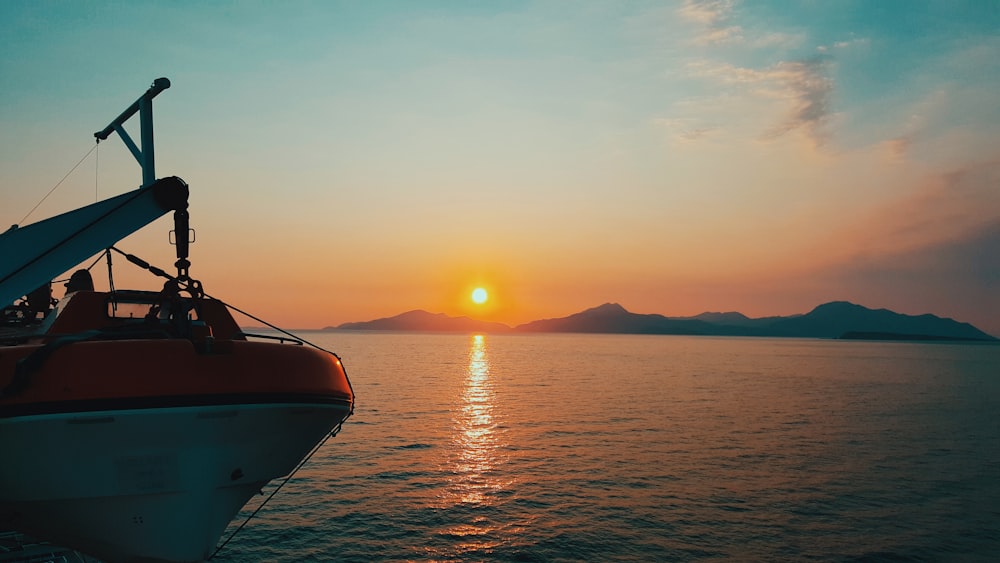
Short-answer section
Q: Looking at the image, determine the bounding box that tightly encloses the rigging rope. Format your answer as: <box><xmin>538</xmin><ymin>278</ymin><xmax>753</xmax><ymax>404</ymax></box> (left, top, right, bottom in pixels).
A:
<box><xmin>95</xmin><ymin>141</ymin><xmax>100</xmax><ymax>202</ymax></box>
<box><xmin>47</xmin><ymin>251</ymin><xmax>109</xmax><ymax>287</ymax></box>
<box><xmin>105</xmin><ymin>245</ymin><xmax>356</xmax><ymax>558</ymax></box>
<box><xmin>208</xmin><ymin>422</ymin><xmax>347</xmax><ymax>560</ymax></box>
<box><xmin>50</xmin><ymin>251</ymin><xmax>106</xmax><ymax>286</ymax></box>
<box><xmin>17</xmin><ymin>143</ymin><xmax>99</xmax><ymax>226</ymax></box>
<box><xmin>85</xmin><ymin>252</ymin><xmax>106</xmax><ymax>272</ymax></box>
<box><xmin>106</xmin><ymin>246</ymin><xmax>345</xmax><ymax>359</ymax></box>
<box><xmin>105</xmin><ymin>249</ymin><xmax>116</xmax><ymax>313</ymax></box>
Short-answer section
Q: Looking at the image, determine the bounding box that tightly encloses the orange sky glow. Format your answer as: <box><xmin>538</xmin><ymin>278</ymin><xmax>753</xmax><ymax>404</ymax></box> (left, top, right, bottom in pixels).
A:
<box><xmin>2</xmin><ymin>2</ymin><xmax>998</xmax><ymax>336</ymax></box>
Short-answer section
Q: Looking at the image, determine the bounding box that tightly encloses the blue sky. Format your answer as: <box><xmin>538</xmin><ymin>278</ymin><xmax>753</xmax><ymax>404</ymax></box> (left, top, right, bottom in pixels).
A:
<box><xmin>2</xmin><ymin>1</ymin><xmax>998</xmax><ymax>334</ymax></box>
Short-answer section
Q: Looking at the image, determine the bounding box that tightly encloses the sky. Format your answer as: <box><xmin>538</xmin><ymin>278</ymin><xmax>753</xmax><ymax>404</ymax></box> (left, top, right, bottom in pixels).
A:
<box><xmin>1</xmin><ymin>1</ymin><xmax>998</xmax><ymax>336</ymax></box>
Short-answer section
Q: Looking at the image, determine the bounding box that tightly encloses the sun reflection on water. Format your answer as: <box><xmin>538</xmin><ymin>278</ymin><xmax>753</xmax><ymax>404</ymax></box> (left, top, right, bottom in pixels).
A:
<box><xmin>429</xmin><ymin>334</ymin><xmax>517</xmax><ymax>557</ymax></box>
<box><xmin>451</xmin><ymin>333</ymin><xmax>505</xmax><ymax>505</ymax></box>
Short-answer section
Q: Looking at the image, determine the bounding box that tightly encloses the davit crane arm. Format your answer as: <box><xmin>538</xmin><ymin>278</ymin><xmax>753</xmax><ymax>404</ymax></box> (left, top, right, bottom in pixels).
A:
<box><xmin>0</xmin><ymin>77</ymin><xmax>193</xmax><ymax>307</ymax></box>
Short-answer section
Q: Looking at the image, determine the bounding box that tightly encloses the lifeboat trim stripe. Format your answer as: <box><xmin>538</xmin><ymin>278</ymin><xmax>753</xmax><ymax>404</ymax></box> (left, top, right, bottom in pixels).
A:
<box><xmin>0</xmin><ymin>392</ymin><xmax>352</xmax><ymax>419</ymax></box>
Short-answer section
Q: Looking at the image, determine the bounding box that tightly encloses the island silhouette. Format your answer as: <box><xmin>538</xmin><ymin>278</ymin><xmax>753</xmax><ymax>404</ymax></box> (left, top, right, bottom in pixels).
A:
<box><xmin>327</xmin><ymin>301</ymin><xmax>997</xmax><ymax>341</ymax></box>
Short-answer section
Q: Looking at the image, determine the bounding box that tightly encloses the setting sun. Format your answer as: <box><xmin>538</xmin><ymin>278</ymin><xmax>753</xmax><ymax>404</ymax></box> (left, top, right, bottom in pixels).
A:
<box><xmin>471</xmin><ymin>288</ymin><xmax>488</xmax><ymax>304</ymax></box>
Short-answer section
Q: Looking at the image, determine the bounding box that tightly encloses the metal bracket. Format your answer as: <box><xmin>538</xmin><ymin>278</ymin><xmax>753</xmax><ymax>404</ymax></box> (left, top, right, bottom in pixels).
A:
<box><xmin>94</xmin><ymin>77</ymin><xmax>171</xmax><ymax>188</ymax></box>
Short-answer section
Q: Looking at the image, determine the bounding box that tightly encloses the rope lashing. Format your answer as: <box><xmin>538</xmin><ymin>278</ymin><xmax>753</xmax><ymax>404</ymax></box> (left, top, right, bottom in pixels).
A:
<box><xmin>17</xmin><ymin>143</ymin><xmax>99</xmax><ymax>226</ymax></box>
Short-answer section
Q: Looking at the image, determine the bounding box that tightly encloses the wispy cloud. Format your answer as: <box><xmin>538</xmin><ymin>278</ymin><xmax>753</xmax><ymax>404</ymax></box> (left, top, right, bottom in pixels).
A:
<box><xmin>880</xmin><ymin>91</ymin><xmax>943</xmax><ymax>161</ymax></box>
<box><xmin>832</xmin><ymin>158</ymin><xmax>1000</xmax><ymax>262</ymax></box>
<box><xmin>761</xmin><ymin>58</ymin><xmax>834</xmax><ymax>144</ymax></box>
<box><xmin>678</xmin><ymin>0</ymin><xmax>743</xmax><ymax>45</ymax></box>
<box><xmin>652</xmin><ymin>117</ymin><xmax>717</xmax><ymax>144</ymax></box>
<box><xmin>816</xmin><ymin>37</ymin><xmax>869</xmax><ymax>53</ymax></box>
<box><xmin>754</xmin><ymin>31</ymin><xmax>805</xmax><ymax>49</ymax></box>
<box><xmin>684</xmin><ymin>57</ymin><xmax>834</xmax><ymax>145</ymax></box>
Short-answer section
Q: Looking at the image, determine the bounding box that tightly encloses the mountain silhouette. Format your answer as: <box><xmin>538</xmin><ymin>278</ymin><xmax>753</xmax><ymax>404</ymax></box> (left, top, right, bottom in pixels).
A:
<box><xmin>329</xmin><ymin>301</ymin><xmax>996</xmax><ymax>341</ymax></box>
<box><xmin>330</xmin><ymin>309</ymin><xmax>511</xmax><ymax>333</ymax></box>
<box><xmin>514</xmin><ymin>303</ymin><xmax>741</xmax><ymax>335</ymax></box>
<box><xmin>677</xmin><ymin>311</ymin><xmax>787</xmax><ymax>327</ymax></box>
<box><xmin>763</xmin><ymin>301</ymin><xmax>993</xmax><ymax>339</ymax></box>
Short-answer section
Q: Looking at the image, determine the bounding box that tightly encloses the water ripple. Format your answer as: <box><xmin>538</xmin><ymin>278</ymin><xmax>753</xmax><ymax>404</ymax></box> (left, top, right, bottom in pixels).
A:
<box><xmin>212</xmin><ymin>333</ymin><xmax>1000</xmax><ymax>562</ymax></box>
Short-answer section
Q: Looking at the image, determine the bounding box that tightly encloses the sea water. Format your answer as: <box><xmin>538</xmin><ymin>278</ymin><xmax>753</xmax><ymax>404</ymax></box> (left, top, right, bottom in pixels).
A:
<box><xmin>211</xmin><ymin>333</ymin><xmax>1000</xmax><ymax>561</ymax></box>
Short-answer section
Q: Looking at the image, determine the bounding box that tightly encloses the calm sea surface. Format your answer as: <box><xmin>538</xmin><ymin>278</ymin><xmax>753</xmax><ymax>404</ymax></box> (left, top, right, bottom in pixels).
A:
<box><xmin>212</xmin><ymin>333</ymin><xmax>1000</xmax><ymax>562</ymax></box>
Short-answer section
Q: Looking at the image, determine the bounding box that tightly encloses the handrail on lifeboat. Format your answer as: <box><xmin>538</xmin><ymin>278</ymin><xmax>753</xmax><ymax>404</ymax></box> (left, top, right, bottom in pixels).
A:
<box><xmin>235</xmin><ymin>331</ymin><xmax>305</xmax><ymax>345</ymax></box>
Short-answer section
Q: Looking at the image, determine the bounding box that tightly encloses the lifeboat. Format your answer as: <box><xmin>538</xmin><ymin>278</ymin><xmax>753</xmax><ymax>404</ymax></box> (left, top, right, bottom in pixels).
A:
<box><xmin>0</xmin><ymin>79</ymin><xmax>354</xmax><ymax>562</ymax></box>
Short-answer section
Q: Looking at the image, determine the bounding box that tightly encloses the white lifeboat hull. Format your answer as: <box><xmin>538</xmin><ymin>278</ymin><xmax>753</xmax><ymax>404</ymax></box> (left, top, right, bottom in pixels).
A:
<box><xmin>0</xmin><ymin>402</ymin><xmax>350</xmax><ymax>562</ymax></box>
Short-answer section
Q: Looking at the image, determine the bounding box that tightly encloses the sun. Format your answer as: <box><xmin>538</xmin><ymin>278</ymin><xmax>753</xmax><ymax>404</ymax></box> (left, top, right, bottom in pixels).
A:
<box><xmin>471</xmin><ymin>287</ymin><xmax>488</xmax><ymax>304</ymax></box>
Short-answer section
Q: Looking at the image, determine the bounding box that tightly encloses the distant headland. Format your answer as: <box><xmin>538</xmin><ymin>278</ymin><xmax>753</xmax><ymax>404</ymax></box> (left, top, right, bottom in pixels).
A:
<box><xmin>326</xmin><ymin>301</ymin><xmax>997</xmax><ymax>342</ymax></box>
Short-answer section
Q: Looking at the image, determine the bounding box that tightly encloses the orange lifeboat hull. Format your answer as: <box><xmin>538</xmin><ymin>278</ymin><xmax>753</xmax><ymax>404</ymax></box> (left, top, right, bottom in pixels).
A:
<box><xmin>0</xmin><ymin>338</ymin><xmax>353</xmax><ymax>415</ymax></box>
<box><xmin>0</xmin><ymin>336</ymin><xmax>353</xmax><ymax>562</ymax></box>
